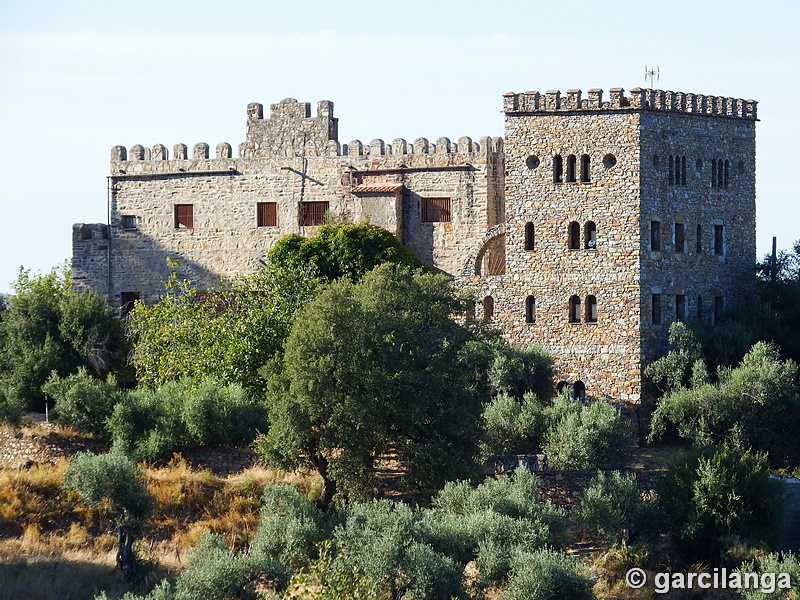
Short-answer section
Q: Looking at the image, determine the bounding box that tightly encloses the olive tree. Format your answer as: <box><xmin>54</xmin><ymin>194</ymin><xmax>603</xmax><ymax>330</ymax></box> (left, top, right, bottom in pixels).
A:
<box><xmin>62</xmin><ymin>449</ymin><xmax>152</xmax><ymax>574</ymax></box>
<box><xmin>257</xmin><ymin>264</ymin><xmax>483</xmax><ymax>507</ymax></box>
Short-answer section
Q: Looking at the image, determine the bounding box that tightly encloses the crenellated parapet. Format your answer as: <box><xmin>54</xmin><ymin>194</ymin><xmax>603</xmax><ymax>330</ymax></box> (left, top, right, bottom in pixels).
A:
<box><xmin>503</xmin><ymin>88</ymin><xmax>757</xmax><ymax>120</ymax></box>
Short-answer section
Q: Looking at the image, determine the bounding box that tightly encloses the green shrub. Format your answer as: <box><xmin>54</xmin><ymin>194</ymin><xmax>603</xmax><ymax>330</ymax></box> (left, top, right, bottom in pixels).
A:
<box><xmin>488</xmin><ymin>344</ymin><xmax>553</xmax><ymax>400</ymax></box>
<box><xmin>502</xmin><ymin>548</ymin><xmax>594</xmax><ymax>600</ymax></box>
<box><xmin>0</xmin><ymin>384</ymin><xmax>24</xmax><ymax>425</ymax></box>
<box><xmin>574</xmin><ymin>470</ymin><xmax>639</xmax><ymax>542</ymax></box>
<box><xmin>657</xmin><ymin>446</ymin><xmax>785</xmax><ymax>559</ymax></box>
<box><xmin>43</xmin><ymin>367</ymin><xmax>119</xmax><ymax>439</ymax></box>
<box><xmin>424</xmin><ymin>470</ymin><xmax>566</xmax><ymax>585</ymax></box>
<box><xmin>480</xmin><ymin>392</ymin><xmax>544</xmax><ymax>457</ymax></box>
<box><xmin>332</xmin><ymin>499</ymin><xmax>466</xmax><ymax>599</ymax></box>
<box><xmin>250</xmin><ymin>484</ymin><xmax>330</xmax><ymax>574</ymax></box>
<box><xmin>736</xmin><ymin>552</ymin><xmax>800</xmax><ymax>599</ymax></box>
<box><xmin>173</xmin><ymin>533</ymin><xmax>284</xmax><ymax>600</ymax></box>
<box><xmin>543</xmin><ymin>396</ymin><xmax>631</xmax><ymax>469</ymax></box>
<box><xmin>106</xmin><ymin>379</ymin><xmax>267</xmax><ymax>461</ymax></box>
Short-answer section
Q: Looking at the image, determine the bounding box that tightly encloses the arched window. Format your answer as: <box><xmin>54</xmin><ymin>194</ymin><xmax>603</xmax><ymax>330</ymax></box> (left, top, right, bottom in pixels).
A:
<box><xmin>584</xmin><ymin>221</ymin><xmax>597</xmax><ymax>249</ymax></box>
<box><xmin>553</xmin><ymin>155</ymin><xmax>563</xmax><ymax>183</ymax></box>
<box><xmin>525</xmin><ymin>295</ymin><xmax>536</xmax><ymax>324</ymax></box>
<box><xmin>524</xmin><ymin>222</ymin><xmax>535</xmax><ymax>251</ymax></box>
<box><xmin>465</xmin><ymin>299</ymin><xmax>475</xmax><ymax>320</ymax></box>
<box><xmin>566</xmin><ymin>155</ymin><xmax>577</xmax><ymax>182</ymax></box>
<box><xmin>572</xmin><ymin>381</ymin><xmax>586</xmax><ymax>401</ymax></box>
<box><xmin>580</xmin><ymin>154</ymin><xmax>590</xmax><ymax>182</ymax></box>
<box><xmin>483</xmin><ymin>296</ymin><xmax>494</xmax><ymax>322</ymax></box>
<box><xmin>569</xmin><ymin>295</ymin><xmax>581</xmax><ymax>323</ymax></box>
<box><xmin>568</xmin><ymin>221</ymin><xmax>581</xmax><ymax>249</ymax></box>
<box><xmin>586</xmin><ymin>295</ymin><xmax>597</xmax><ymax>323</ymax></box>
<box><xmin>556</xmin><ymin>381</ymin><xmax>568</xmax><ymax>395</ymax></box>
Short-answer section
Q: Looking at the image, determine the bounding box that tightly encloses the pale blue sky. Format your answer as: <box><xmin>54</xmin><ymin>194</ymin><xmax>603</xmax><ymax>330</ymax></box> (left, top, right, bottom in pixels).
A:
<box><xmin>1</xmin><ymin>0</ymin><xmax>797</xmax><ymax>293</ymax></box>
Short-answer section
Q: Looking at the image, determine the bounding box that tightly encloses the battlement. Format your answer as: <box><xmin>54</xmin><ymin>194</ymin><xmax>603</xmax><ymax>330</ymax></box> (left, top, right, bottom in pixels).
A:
<box><xmin>503</xmin><ymin>88</ymin><xmax>757</xmax><ymax>120</ymax></box>
<box><xmin>72</xmin><ymin>223</ymin><xmax>109</xmax><ymax>241</ymax></box>
<box><xmin>110</xmin><ymin>136</ymin><xmax>503</xmax><ymax>170</ymax></box>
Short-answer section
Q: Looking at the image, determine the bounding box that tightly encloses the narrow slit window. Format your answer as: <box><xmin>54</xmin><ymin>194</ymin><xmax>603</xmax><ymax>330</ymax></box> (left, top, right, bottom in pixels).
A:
<box><xmin>524</xmin><ymin>222</ymin><xmax>535</xmax><ymax>251</ymax></box>
<box><xmin>713</xmin><ymin>296</ymin><xmax>724</xmax><ymax>326</ymax></box>
<box><xmin>584</xmin><ymin>221</ymin><xmax>597</xmax><ymax>249</ymax></box>
<box><xmin>652</xmin><ymin>293</ymin><xmax>662</xmax><ymax>325</ymax></box>
<box><xmin>566</xmin><ymin>155</ymin><xmax>577</xmax><ymax>182</ymax></box>
<box><xmin>650</xmin><ymin>221</ymin><xmax>661</xmax><ymax>251</ymax></box>
<box><xmin>586</xmin><ymin>295</ymin><xmax>597</xmax><ymax>323</ymax></box>
<box><xmin>525</xmin><ymin>295</ymin><xmax>536</xmax><ymax>324</ymax></box>
<box><xmin>669</xmin><ymin>155</ymin><xmax>675</xmax><ymax>185</ymax></box>
<box><xmin>569</xmin><ymin>221</ymin><xmax>581</xmax><ymax>249</ymax></box>
<box><xmin>569</xmin><ymin>295</ymin><xmax>581</xmax><ymax>323</ymax></box>
<box><xmin>675</xmin><ymin>223</ymin><xmax>685</xmax><ymax>253</ymax></box>
<box><xmin>580</xmin><ymin>154</ymin><xmax>590</xmax><ymax>182</ymax></box>
<box><xmin>553</xmin><ymin>155</ymin><xmax>563</xmax><ymax>183</ymax></box>
<box><xmin>676</xmin><ymin>294</ymin><xmax>686</xmax><ymax>321</ymax></box>
<box><xmin>696</xmin><ymin>224</ymin><xmax>702</xmax><ymax>253</ymax></box>
<box><xmin>483</xmin><ymin>296</ymin><xmax>494</xmax><ymax>322</ymax></box>
<box><xmin>714</xmin><ymin>224</ymin><xmax>724</xmax><ymax>255</ymax></box>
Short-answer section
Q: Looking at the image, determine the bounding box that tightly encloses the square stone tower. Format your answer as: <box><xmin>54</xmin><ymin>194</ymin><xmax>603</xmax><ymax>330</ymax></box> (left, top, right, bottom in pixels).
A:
<box><xmin>471</xmin><ymin>88</ymin><xmax>757</xmax><ymax>403</ymax></box>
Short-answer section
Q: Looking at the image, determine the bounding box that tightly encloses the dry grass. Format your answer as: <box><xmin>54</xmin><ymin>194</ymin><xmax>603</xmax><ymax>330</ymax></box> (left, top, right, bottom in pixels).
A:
<box><xmin>0</xmin><ymin>452</ymin><xmax>318</xmax><ymax>600</ymax></box>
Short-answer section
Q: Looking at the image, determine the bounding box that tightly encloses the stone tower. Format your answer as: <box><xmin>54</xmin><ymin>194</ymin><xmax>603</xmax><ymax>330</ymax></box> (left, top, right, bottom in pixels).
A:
<box><xmin>463</xmin><ymin>88</ymin><xmax>757</xmax><ymax>403</ymax></box>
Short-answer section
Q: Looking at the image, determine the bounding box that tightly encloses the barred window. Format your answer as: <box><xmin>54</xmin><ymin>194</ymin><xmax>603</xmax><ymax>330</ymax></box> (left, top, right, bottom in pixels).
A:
<box><xmin>174</xmin><ymin>204</ymin><xmax>194</xmax><ymax>229</ymax></box>
<box><xmin>421</xmin><ymin>198</ymin><xmax>451</xmax><ymax>223</ymax></box>
<box><xmin>301</xmin><ymin>201</ymin><xmax>328</xmax><ymax>226</ymax></box>
<box><xmin>257</xmin><ymin>202</ymin><xmax>277</xmax><ymax>227</ymax></box>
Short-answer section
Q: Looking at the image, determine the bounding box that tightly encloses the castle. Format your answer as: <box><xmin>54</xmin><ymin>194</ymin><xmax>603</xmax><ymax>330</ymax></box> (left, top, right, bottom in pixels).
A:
<box><xmin>72</xmin><ymin>87</ymin><xmax>758</xmax><ymax>403</ymax></box>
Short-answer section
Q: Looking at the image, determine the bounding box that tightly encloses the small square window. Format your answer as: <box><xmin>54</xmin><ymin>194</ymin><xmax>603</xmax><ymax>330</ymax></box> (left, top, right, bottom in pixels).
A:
<box><xmin>257</xmin><ymin>202</ymin><xmax>277</xmax><ymax>227</ymax></box>
<box><xmin>122</xmin><ymin>215</ymin><xmax>137</xmax><ymax>230</ymax></box>
<box><xmin>175</xmin><ymin>204</ymin><xmax>194</xmax><ymax>229</ymax></box>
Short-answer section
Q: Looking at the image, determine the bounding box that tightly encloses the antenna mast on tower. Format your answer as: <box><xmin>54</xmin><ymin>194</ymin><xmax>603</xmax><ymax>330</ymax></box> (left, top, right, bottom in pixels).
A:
<box><xmin>645</xmin><ymin>65</ymin><xmax>660</xmax><ymax>88</ymax></box>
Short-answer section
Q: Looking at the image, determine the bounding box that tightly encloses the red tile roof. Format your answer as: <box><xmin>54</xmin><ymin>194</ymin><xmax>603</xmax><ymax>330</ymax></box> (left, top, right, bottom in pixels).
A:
<box><xmin>350</xmin><ymin>184</ymin><xmax>404</xmax><ymax>194</ymax></box>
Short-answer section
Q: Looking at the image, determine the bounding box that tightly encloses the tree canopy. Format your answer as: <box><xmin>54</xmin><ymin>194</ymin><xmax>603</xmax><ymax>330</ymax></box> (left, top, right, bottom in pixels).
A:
<box><xmin>0</xmin><ymin>264</ymin><xmax>126</xmax><ymax>411</ymax></box>
<box><xmin>258</xmin><ymin>263</ymin><xmax>484</xmax><ymax>506</ymax></box>
<box><xmin>265</xmin><ymin>222</ymin><xmax>428</xmax><ymax>283</ymax></box>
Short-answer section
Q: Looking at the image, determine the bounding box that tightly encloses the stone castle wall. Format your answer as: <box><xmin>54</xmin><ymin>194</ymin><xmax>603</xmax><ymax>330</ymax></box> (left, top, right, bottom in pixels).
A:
<box><xmin>73</xmin><ymin>89</ymin><xmax>757</xmax><ymax>403</ymax></box>
<box><xmin>77</xmin><ymin>98</ymin><xmax>503</xmax><ymax>306</ymax></box>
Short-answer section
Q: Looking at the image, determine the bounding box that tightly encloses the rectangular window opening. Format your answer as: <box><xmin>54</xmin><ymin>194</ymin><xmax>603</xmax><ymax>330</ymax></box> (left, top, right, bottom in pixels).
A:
<box><xmin>652</xmin><ymin>293</ymin><xmax>662</xmax><ymax>325</ymax></box>
<box><xmin>650</xmin><ymin>221</ymin><xmax>661</xmax><ymax>251</ymax></box>
<box><xmin>422</xmin><ymin>198</ymin><xmax>451</xmax><ymax>223</ymax></box>
<box><xmin>257</xmin><ymin>202</ymin><xmax>278</xmax><ymax>227</ymax></box>
<box><xmin>174</xmin><ymin>204</ymin><xmax>194</xmax><ymax>229</ymax></box>
<box><xmin>676</xmin><ymin>294</ymin><xmax>686</xmax><ymax>321</ymax></box>
<box><xmin>122</xmin><ymin>215</ymin><xmax>137</xmax><ymax>230</ymax></box>
<box><xmin>300</xmin><ymin>201</ymin><xmax>329</xmax><ymax>226</ymax></box>
<box><xmin>714</xmin><ymin>224</ymin><xmax>724</xmax><ymax>255</ymax></box>
<box><xmin>675</xmin><ymin>223</ymin><xmax>685</xmax><ymax>253</ymax></box>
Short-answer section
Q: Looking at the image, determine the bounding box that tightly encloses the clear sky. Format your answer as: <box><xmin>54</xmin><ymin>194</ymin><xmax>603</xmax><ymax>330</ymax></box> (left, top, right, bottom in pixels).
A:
<box><xmin>1</xmin><ymin>0</ymin><xmax>797</xmax><ymax>294</ymax></box>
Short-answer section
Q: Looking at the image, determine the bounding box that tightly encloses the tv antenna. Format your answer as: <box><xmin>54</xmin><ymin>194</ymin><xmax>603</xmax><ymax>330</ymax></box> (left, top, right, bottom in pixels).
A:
<box><xmin>645</xmin><ymin>64</ymin><xmax>660</xmax><ymax>88</ymax></box>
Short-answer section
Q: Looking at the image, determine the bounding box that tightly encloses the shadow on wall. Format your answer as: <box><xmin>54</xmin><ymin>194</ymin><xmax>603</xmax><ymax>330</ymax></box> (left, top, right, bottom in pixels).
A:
<box><xmin>73</xmin><ymin>224</ymin><xmax>241</xmax><ymax>308</ymax></box>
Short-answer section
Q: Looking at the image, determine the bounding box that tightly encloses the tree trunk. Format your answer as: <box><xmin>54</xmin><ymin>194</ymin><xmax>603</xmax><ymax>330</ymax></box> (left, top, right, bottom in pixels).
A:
<box><xmin>310</xmin><ymin>455</ymin><xmax>337</xmax><ymax>510</ymax></box>
<box><xmin>116</xmin><ymin>526</ymin><xmax>136</xmax><ymax>574</ymax></box>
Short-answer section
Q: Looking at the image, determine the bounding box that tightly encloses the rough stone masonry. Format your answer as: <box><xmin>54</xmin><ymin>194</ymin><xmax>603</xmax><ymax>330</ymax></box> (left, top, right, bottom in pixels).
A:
<box><xmin>73</xmin><ymin>88</ymin><xmax>757</xmax><ymax>405</ymax></box>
